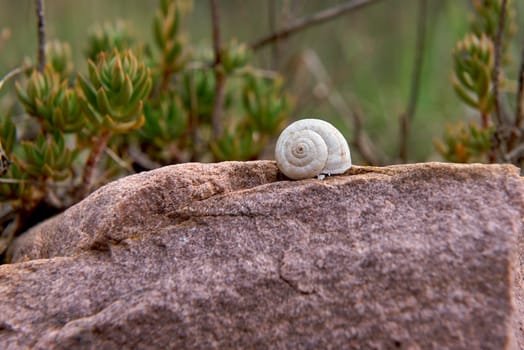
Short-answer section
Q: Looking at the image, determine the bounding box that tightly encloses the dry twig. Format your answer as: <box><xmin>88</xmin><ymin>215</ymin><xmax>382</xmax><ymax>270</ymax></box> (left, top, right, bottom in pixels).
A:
<box><xmin>506</xmin><ymin>43</ymin><xmax>524</xmax><ymax>156</ymax></box>
<box><xmin>210</xmin><ymin>0</ymin><xmax>225</xmax><ymax>139</ymax></box>
<box><xmin>250</xmin><ymin>0</ymin><xmax>382</xmax><ymax>51</ymax></box>
<box><xmin>0</xmin><ymin>66</ymin><xmax>29</xmax><ymax>91</ymax></box>
<box><xmin>268</xmin><ymin>0</ymin><xmax>280</xmax><ymax>69</ymax></box>
<box><xmin>515</xmin><ymin>45</ymin><xmax>524</xmax><ymax>135</ymax></box>
<box><xmin>300</xmin><ymin>50</ymin><xmax>383</xmax><ymax>165</ymax></box>
<box><xmin>35</xmin><ymin>0</ymin><xmax>46</xmax><ymax>72</ymax></box>
<box><xmin>399</xmin><ymin>0</ymin><xmax>427</xmax><ymax>162</ymax></box>
<box><xmin>492</xmin><ymin>0</ymin><xmax>507</xmax><ymax>129</ymax></box>
<box><xmin>79</xmin><ymin>130</ymin><xmax>112</xmax><ymax>199</ymax></box>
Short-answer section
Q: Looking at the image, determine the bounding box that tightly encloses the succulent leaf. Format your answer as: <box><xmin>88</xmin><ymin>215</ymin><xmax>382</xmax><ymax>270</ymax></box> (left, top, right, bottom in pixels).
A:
<box><xmin>78</xmin><ymin>50</ymin><xmax>151</xmax><ymax>133</ymax></box>
<box><xmin>154</xmin><ymin>0</ymin><xmax>185</xmax><ymax>73</ymax></box>
<box><xmin>45</xmin><ymin>40</ymin><xmax>74</xmax><ymax>77</ymax></box>
<box><xmin>19</xmin><ymin>133</ymin><xmax>76</xmax><ymax>181</ymax></box>
<box><xmin>211</xmin><ymin>125</ymin><xmax>263</xmax><ymax>161</ymax></box>
<box><xmin>86</xmin><ymin>20</ymin><xmax>137</xmax><ymax>60</ymax></box>
<box><xmin>221</xmin><ymin>40</ymin><xmax>250</xmax><ymax>74</ymax></box>
<box><xmin>242</xmin><ymin>74</ymin><xmax>289</xmax><ymax>135</ymax></box>
<box><xmin>435</xmin><ymin>121</ymin><xmax>493</xmax><ymax>163</ymax></box>
<box><xmin>16</xmin><ymin>67</ymin><xmax>85</xmax><ymax>133</ymax></box>
<box><xmin>139</xmin><ymin>94</ymin><xmax>187</xmax><ymax>149</ymax></box>
<box><xmin>452</xmin><ymin>34</ymin><xmax>494</xmax><ymax>115</ymax></box>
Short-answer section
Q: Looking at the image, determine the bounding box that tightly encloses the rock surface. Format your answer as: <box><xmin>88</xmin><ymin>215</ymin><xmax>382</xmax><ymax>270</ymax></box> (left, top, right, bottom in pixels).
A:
<box><xmin>0</xmin><ymin>161</ymin><xmax>523</xmax><ymax>349</ymax></box>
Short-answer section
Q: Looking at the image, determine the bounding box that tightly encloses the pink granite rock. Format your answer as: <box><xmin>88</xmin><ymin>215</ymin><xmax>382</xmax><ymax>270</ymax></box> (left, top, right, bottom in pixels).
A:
<box><xmin>0</xmin><ymin>161</ymin><xmax>522</xmax><ymax>349</ymax></box>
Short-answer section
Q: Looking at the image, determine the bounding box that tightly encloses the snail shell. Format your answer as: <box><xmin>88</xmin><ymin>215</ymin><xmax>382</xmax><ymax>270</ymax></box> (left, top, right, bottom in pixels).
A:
<box><xmin>275</xmin><ymin>118</ymin><xmax>352</xmax><ymax>180</ymax></box>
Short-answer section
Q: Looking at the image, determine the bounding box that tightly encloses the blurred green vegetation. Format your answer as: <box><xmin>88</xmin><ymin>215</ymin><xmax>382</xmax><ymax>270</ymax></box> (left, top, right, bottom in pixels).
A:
<box><xmin>1</xmin><ymin>0</ymin><xmax>523</xmax><ymax>163</ymax></box>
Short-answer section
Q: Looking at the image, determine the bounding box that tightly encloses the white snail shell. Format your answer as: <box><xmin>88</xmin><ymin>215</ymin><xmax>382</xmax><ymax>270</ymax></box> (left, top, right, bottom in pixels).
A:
<box><xmin>275</xmin><ymin>118</ymin><xmax>352</xmax><ymax>180</ymax></box>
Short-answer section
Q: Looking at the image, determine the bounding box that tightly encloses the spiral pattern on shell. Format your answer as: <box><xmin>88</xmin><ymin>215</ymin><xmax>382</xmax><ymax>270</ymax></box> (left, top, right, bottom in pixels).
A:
<box><xmin>275</xmin><ymin>118</ymin><xmax>352</xmax><ymax>180</ymax></box>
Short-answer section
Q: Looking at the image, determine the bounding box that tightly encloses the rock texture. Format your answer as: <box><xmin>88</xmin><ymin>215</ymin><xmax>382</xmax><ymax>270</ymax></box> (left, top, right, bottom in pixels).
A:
<box><xmin>0</xmin><ymin>161</ymin><xmax>523</xmax><ymax>349</ymax></box>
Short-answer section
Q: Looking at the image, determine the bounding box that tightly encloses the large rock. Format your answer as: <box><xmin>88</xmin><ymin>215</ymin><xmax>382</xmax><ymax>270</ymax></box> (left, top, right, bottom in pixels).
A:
<box><xmin>0</xmin><ymin>161</ymin><xmax>523</xmax><ymax>349</ymax></box>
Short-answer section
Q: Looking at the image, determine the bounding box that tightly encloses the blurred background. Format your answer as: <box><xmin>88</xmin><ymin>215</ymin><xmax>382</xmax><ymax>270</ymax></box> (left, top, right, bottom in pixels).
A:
<box><xmin>1</xmin><ymin>0</ymin><xmax>523</xmax><ymax>163</ymax></box>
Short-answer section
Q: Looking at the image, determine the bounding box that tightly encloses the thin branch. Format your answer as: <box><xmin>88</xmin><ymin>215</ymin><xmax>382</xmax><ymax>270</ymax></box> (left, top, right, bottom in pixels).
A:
<box><xmin>515</xmin><ymin>44</ymin><xmax>524</xmax><ymax>132</ymax></box>
<box><xmin>504</xmin><ymin>141</ymin><xmax>524</xmax><ymax>163</ymax></box>
<box><xmin>212</xmin><ymin>76</ymin><xmax>226</xmax><ymax>139</ymax></box>
<box><xmin>35</xmin><ymin>0</ymin><xmax>46</xmax><ymax>72</ymax></box>
<box><xmin>128</xmin><ymin>144</ymin><xmax>163</xmax><ymax>170</ymax></box>
<box><xmin>492</xmin><ymin>0</ymin><xmax>507</xmax><ymax>128</ymax></box>
<box><xmin>0</xmin><ymin>214</ymin><xmax>20</xmax><ymax>259</ymax></box>
<box><xmin>239</xmin><ymin>66</ymin><xmax>281</xmax><ymax>80</ymax></box>
<box><xmin>399</xmin><ymin>0</ymin><xmax>427</xmax><ymax>162</ymax></box>
<box><xmin>251</xmin><ymin>0</ymin><xmax>382</xmax><ymax>51</ymax></box>
<box><xmin>0</xmin><ymin>66</ymin><xmax>29</xmax><ymax>91</ymax></box>
<box><xmin>506</xmin><ymin>42</ymin><xmax>524</xmax><ymax>154</ymax></box>
<box><xmin>79</xmin><ymin>130</ymin><xmax>112</xmax><ymax>200</ymax></box>
<box><xmin>210</xmin><ymin>0</ymin><xmax>225</xmax><ymax>139</ymax></box>
<box><xmin>105</xmin><ymin>148</ymin><xmax>134</xmax><ymax>173</ymax></box>
<box><xmin>0</xmin><ymin>178</ymin><xmax>30</xmax><ymax>185</ymax></box>
<box><xmin>490</xmin><ymin>0</ymin><xmax>509</xmax><ymax>163</ymax></box>
<box><xmin>268</xmin><ymin>0</ymin><xmax>280</xmax><ymax>69</ymax></box>
<box><xmin>0</xmin><ymin>178</ymin><xmax>70</xmax><ymax>187</ymax></box>
<box><xmin>188</xmin><ymin>70</ymin><xmax>199</xmax><ymax>161</ymax></box>
<box><xmin>210</xmin><ymin>0</ymin><xmax>221</xmax><ymax>60</ymax></box>
<box><xmin>351</xmin><ymin>107</ymin><xmax>383</xmax><ymax>166</ymax></box>
<box><xmin>301</xmin><ymin>49</ymin><xmax>383</xmax><ymax>165</ymax></box>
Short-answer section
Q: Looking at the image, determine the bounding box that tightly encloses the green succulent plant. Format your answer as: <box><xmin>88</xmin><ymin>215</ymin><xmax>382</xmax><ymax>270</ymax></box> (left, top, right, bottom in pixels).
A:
<box><xmin>19</xmin><ymin>132</ymin><xmax>77</xmax><ymax>181</ymax></box>
<box><xmin>180</xmin><ymin>69</ymin><xmax>216</xmax><ymax>123</ymax></box>
<box><xmin>0</xmin><ymin>0</ymin><xmax>292</xmax><ymax>261</ymax></box>
<box><xmin>452</xmin><ymin>34</ymin><xmax>494</xmax><ymax>114</ymax></box>
<box><xmin>154</xmin><ymin>0</ymin><xmax>185</xmax><ymax>75</ymax></box>
<box><xmin>45</xmin><ymin>40</ymin><xmax>74</xmax><ymax>78</ymax></box>
<box><xmin>0</xmin><ymin>162</ymin><xmax>32</xmax><ymax>209</ymax></box>
<box><xmin>438</xmin><ymin>0</ymin><xmax>519</xmax><ymax>163</ymax></box>
<box><xmin>0</xmin><ymin>115</ymin><xmax>22</xmax><ymax>202</ymax></box>
<box><xmin>242</xmin><ymin>74</ymin><xmax>288</xmax><ymax>135</ymax></box>
<box><xmin>78</xmin><ymin>49</ymin><xmax>152</xmax><ymax>133</ymax></box>
<box><xmin>0</xmin><ymin>114</ymin><xmax>16</xmax><ymax>156</ymax></box>
<box><xmin>16</xmin><ymin>68</ymin><xmax>85</xmax><ymax>133</ymax></box>
<box><xmin>85</xmin><ymin>20</ymin><xmax>136</xmax><ymax>61</ymax></box>
<box><xmin>211</xmin><ymin>125</ymin><xmax>264</xmax><ymax>161</ymax></box>
<box><xmin>221</xmin><ymin>40</ymin><xmax>250</xmax><ymax>74</ymax></box>
<box><xmin>470</xmin><ymin>0</ymin><xmax>516</xmax><ymax>62</ymax></box>
<box><xmin>140</xmin><ymin>93</ymin><xmax>187</xmax><ymax>149</ymax></box>
<box><xmin>15</xmin><ymin>67</ymin><xmax>61</xmax><ymax>117</ymax></box>
<box><xmin>435</xmin><ymin>122</ymin><xmax>493</xmax><ymax>163</ymax></box>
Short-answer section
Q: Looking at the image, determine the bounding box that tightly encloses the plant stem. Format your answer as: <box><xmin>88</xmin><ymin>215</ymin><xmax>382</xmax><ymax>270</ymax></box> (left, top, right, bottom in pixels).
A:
<box><xmin>508</xmin><ymin>43</ymin><xmax>524</xmax><ymax>155</ymax></box>
<box><xmin>0</xmin><ymin>66</ymin><xmax>29</xmax><ymax>91</ymax></box>
<box><xmin>251</xmin><ymin>0</ymin><xmax>382</xmax><ymax>51</ymax></box>
<box><xmin>515</xmin><ymin>46</ymin><xmax>524</xmax><ymax>130</ymax></box>
<box><xmin>35</xmin><ymin>0</ymin><xmax>46</xmax><ymax>72</ymax></box>
<box><xmin>80</xmin><ymin>130</ymin><xmax>112</xmax><ymax>199</ymax></box>
<box><xmin>399</xmin><ymin>0</ymin><xmax>427</xmax><ymax>162</ymax></box>
<box><xmin>480</xmin><ymin>111</ymin><xmax>491</xmax><ymax>129</ymax></box>
<box><xmin>301</xmin><ymin>49</ymin><xmax>383</xmax><ymax>165</ymax></box>
<box><xmin>212</xmin><ymin>74</ymin><xmax>226</xmax><ymax>139</ymax></box>
<box><xmin>159</xmin><ymin>67</ymin><xmax>173</xmax><ymax>94</ymax></box>
<box><xmin>188</xmin><ymin>71</ymin><xmax>199</xmax><ymax>161</ymax></box>
<box><xmin>210</xmin><ymin>0</ymin><xmax>225</xmax><ymax>139</ymax></box>
<box><xmin>491</xmin><ymin>0</ymin><xmax>507</xmax><ymax>140</ymax></box>
<box><xmin>268</xmin><ymin>0</ymin><xmax>280</xmax><ymax>70</ymax></box>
